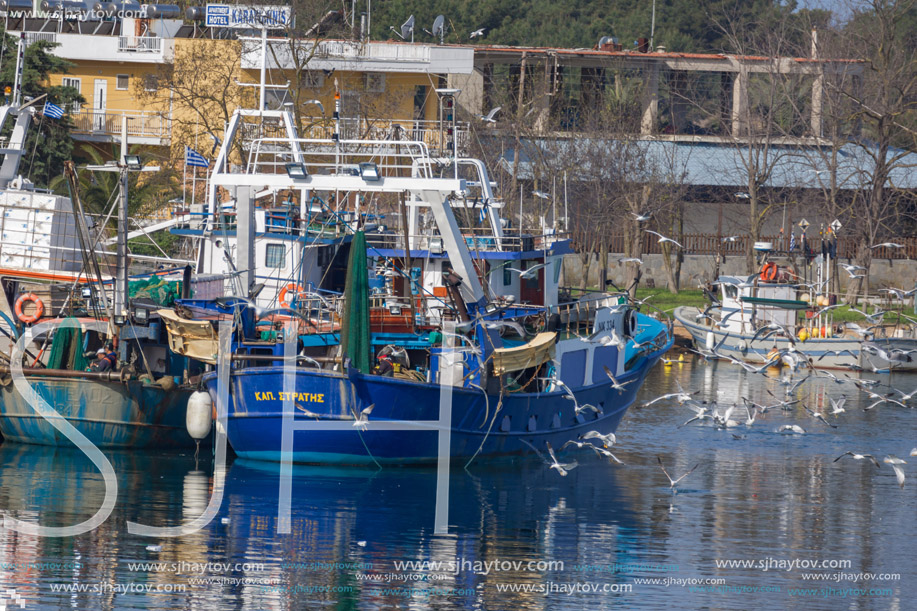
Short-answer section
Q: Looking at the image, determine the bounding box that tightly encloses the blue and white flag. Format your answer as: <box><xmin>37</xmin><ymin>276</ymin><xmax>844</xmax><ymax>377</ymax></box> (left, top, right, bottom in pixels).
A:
<box><xmin>42</xmin><ymin>101</ymin><xmax>64</xmax><ymax>119</ymax></box>
<box><xmin>789</xmin><ymin>231</ymin><xmax>797</xmax><ymax>251</ymax></box>
<box><xmin>184</xmin><ymin>146</ymin><xmax>209</xmax><ymax>168</ymax></box>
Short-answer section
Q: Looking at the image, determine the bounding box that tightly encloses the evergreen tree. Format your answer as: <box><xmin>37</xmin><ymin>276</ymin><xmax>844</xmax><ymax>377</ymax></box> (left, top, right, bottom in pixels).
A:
<box><xmin>0</xmin><ymin>28</ymin><xmax>83</xmax><ymax>188</ymax></box>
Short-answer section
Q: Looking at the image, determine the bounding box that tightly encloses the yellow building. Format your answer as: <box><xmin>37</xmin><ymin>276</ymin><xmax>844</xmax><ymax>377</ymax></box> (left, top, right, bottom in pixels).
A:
<box><xmin>16</xmin><ymin>14</ymin><xmax>474</xmax><ymax>161</ymax></box>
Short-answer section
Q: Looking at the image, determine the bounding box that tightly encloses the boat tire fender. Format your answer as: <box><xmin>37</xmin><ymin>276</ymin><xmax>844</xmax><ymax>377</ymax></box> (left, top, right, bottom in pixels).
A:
<box><xmin>14</xmin><ymin>293</ymin><xmax>44</xmax><ymax>324</ymax></box>
<box><xmin>545</xmin><ymin>313</ymin><xmax>560</xmax><ymax>332</ymax></box>
<box><xmin>623</xmin><ymin>308</ymin><xmax>638</xmax><ymax>338</ymax></box>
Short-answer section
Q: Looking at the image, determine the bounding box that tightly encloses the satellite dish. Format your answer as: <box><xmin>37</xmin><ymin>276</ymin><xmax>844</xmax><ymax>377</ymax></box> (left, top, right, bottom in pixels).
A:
<box><xmin>432</xmin><ymin>15</ymin><xmax>445</xmax><ymax>40</ymax></box>
<box><xmin>401</xmin><ymin>15</ymin><xmax>415</xmax><ymax>41</ymax></box>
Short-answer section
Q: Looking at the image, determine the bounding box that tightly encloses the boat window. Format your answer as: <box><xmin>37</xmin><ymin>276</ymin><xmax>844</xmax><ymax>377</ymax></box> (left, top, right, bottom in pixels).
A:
<box><xmin>503</xmin><ymin>264</ymin><xmax>513</xmax><ymax>286</ymax></box>
<box><xmin>724</xmin><ymin>285</ymin><xmax>738</xmax><ymax>299</ymax></box>
<box><xmin>265</xmin><ymin>244</ymin><xmax>285</xmax><ymax>268</ymax></box>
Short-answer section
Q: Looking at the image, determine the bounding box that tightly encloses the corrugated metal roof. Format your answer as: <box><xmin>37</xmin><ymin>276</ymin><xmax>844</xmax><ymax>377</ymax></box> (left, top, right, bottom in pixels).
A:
<box><xmin>497</xmin><ymin>139</ymin><xmax>917</xmax><ymax>189</ymax></box>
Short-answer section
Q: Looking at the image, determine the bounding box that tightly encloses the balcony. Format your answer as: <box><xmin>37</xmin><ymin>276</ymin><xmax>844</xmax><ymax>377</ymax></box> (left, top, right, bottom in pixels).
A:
<box><xmin>70</xmin><ymin>109</ymin><xmax>171</xmax><ymax>146</ymax></box>
<box><xmin>9</xmin><ymin>31</ymin><xmax>173</xmax><ymax>62</ymax></box>
<box><xmin>118</xmin><ymin>35</ymin><xmax>161</xmax><ymax>53</ymax></box>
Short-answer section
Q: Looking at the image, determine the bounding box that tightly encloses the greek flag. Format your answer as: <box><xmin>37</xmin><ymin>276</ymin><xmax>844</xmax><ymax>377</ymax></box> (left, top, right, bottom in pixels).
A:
<box><xmin>789</xmin><ymin>231</ymin><xmax>797</xmax><ymax>251</ymax></box>
<box><xmin>478</xmin><ymin>198</ymin><xmax>489</xmax><ymax>223</ymax></box>
<box><xmin>42</xmin><ymin>101</ymin><xmax>64</xmax><ymax>119</ymax></box>
<box><xmin>184</xmin><ymin>146</ymin><xmax>209</xmax><ymax>168</ymax></box>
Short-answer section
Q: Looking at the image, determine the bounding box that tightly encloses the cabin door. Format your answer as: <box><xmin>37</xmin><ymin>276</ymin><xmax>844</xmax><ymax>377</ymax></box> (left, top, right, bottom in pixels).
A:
<box><xmin>519</xmin><ymin>260</ymin><xmax>544</xmax><ymax>305</ymax></box>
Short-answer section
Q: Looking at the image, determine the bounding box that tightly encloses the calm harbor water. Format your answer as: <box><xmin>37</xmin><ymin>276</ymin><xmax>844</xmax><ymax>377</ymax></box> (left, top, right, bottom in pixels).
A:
<box><xmin>0</xmin><ymin>359</ymin><xmax>914</xmax><ymax>610</ymax></box>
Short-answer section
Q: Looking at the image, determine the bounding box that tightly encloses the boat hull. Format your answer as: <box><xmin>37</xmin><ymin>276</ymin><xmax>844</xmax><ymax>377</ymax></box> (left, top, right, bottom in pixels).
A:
<box><xmin>205</xmin><ymin>326</ymin><xmax>672</xmax><ymax>464</ymax></box>
<box><xmin>673</xmin><ymin>306</ymin><xmax>864</xmax><ymax>370</ymax></box>
<box><xmin>0</xmin><ymin>376</ymin><xmax>194</xmax><ymax>448</ymax></box>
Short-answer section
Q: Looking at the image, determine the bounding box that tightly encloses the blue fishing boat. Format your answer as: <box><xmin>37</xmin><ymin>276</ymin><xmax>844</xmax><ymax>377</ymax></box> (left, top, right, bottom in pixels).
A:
<box><xmin>175</xmin><ymin>81</ymin><xmax>672</xmax><ymax>464</ymax></box>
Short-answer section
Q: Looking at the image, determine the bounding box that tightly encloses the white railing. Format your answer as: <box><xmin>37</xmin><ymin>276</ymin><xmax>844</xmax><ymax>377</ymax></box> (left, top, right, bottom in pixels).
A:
<box><xmin>71</xmin><ymin>109</ymin><xmax>171</xmax><ymax>140</ymax></box>
<box><xmin>118</xmin><ymin>35</ymin><xmax>161</xmax><ymax>53</ymax></box>
<box><xmin>24</xmin><ymin>32</ymin><xmax>57</xmax><ymax>46</ymax></box>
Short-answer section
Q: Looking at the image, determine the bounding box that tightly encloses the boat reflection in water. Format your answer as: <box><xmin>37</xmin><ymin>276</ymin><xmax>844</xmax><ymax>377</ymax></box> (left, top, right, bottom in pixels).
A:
<box><xmin>0</xmin><ymin>441</ymin><xmax>640</xmax><ymax>610</ymax></box>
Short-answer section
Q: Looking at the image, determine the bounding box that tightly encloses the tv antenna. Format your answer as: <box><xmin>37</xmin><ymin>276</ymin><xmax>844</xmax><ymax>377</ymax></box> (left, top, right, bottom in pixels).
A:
<box><xmin>390</xmin><ymin>15</ymin><xmax>415</xmax><ymax>42</ymax></box>
<box><xmin>431</xmin><ymin>15</ymin><xmax>445</xmax><ymax>44</ymax></box>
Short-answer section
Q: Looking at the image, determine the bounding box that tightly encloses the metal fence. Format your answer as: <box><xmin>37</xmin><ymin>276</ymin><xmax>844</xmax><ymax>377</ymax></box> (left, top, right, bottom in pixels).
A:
<box><xmin>581</xmin><ymin>233</ymin><xmax>917</xmax><ymax>260</ymax></box>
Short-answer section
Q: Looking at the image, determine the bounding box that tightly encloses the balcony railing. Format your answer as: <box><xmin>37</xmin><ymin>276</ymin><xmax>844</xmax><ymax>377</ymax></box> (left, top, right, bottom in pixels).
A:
<box><xmin>118</xmin><ymin>35</ymin><xmax>161</xmax><ymax>53</ymax></box>
<box><xmin>24</xmin><ymin>32</ymin><xmax>57</xmax><ymax>46</ymax></box>
<box><xmin>70</xmin><ymin>109</ymin><xmax>171</xmax><ymax>140</ymax></box>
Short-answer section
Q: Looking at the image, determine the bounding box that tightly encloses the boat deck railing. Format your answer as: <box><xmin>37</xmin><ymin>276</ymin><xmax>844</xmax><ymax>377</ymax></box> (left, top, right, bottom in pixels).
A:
<box><xmin>243</xmin><ymin>135</ymin><xmax>439</xmax><ymax>179</ymax></box>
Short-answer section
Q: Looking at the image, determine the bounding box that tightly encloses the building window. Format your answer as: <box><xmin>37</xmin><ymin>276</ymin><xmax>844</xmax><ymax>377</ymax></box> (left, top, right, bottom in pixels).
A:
<box><xmin>364</xmin><ymin>73</ymin><xmax>385</xmax><ymax>93</ymax></box>
<box><xmin>303</xmin><ymin>71</ymin><xmax>325</xmax><ymax>89</ymax></box>
<box><xmin>62</xmin><ymin>77</ymin><xmax>80</xmax><ymax>112</ymax></box>
<box><xmin>265</xmin><ymin>243</ymin><xmax>285</xmax><ymax>268</ymax></box>
<box><xmin>116</xmin><ymin>74</ymin><xmax>129</xmax><ymax>90</ymax></box>
<box><xmin>142</xmin><ymin>74</ymin><xmax>158</xmax><ymax>92</ymax></box>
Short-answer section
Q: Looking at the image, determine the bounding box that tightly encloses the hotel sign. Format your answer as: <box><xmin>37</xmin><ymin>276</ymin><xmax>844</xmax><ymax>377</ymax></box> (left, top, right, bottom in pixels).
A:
<box><xmin>205</xmin><ymin>4</ymin><xmax>292</xmax><ymax>29</ymax></box>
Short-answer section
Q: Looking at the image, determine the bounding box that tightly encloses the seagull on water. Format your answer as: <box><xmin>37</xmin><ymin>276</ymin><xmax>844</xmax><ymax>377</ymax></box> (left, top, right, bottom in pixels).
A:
<box><xmin>834</xmin><ymin>452</ymin><xmax>880</xmax><ymax>468</ymax></box>
<box><xmin>657</xmin><ymin>456</ymin><xmax>699</xmax><ymax>490</ymax></box>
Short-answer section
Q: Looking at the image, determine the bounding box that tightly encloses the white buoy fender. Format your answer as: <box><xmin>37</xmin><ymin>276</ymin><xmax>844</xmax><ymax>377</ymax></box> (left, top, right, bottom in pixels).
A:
<box><xmin>186</xmin><ymin>391</ymin><xmax>213</xmax><ymax>440</ymax></box>
<box><xmin>705</xmin><ymin>331</ymin><xmax>715</xmax><ymax>351</ymax></box>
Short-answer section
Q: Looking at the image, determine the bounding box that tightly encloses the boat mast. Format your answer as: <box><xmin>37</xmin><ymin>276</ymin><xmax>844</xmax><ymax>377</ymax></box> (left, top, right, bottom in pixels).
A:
<box><xmin>114</xmin><ymin>117</ymin><xmax>130</xmax><ymax>336</ymax></box>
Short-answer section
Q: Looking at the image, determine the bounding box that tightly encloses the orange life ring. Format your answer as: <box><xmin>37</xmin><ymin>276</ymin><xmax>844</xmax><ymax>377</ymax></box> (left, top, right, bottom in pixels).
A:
<box><xmin>759</xmin><ymin>263</ymin><xmax>778</xmax><ymax>282</ymax></box>
<box><xmin>14</xmin><ymin>293</ymin><xmax>44</xmax><ymax>324</ymax></box>
<box><xmin>278</xmin><ymin>283</ymin><xmax>305</xmax><ymax>308</ymax></box>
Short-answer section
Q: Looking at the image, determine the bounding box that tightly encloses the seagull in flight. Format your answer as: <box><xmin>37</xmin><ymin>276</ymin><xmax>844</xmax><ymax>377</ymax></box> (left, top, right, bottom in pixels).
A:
<box><xmin>578</xmin><ymin>430</ymin><xmax>616</xmax><ymax>448</ymax></box>
<box><xmin>883</xmin><ymin>455</ymin><xmax>906</xmax><ymax>487</ymax></box>
<box><xmin>603</xmin><ymin>365</ymin><xmax>636</xmax><ymax>392</ymax></box>
<box><xmin>657</xmin><ymin>456</ymin><xmax>699</xmax><ymax>490</ymax></box>
<box><xmin>505</xmin><ymin>262</ymin><xmax>548</xmax><ymax>279</ymax></box>
<box><xmin>469</xmin><ymin>27</ymin><xmax>486</xmax><ymax>38</ymax></box>
<box><xmin>834</xmin><ymin>452</ymin><xmax>880</xmax><ymax>468</ymax></box>
<box><xmin>479</xmin><ymin>106</ymin><xmax>501</xmax><ymax>123</ymax></box>
<box><xmin>803</xmin><ymin>404</ymin><xmax>838</xmax><ymax>428</ymax></box>
<box><xmin>828</xmin><ymin>395</ymin><xmax>847</xmax><ymax>415</ymax></box>
<box><xmin>777</xmin><ymin>424</ymin><xmax>806</xmax><ymax>434</ymax></box>
<box><xmin>561</xmin><ymin>440</ymin><xmax>624</xmax><ymax>464</ymax></box>
<box><xmin>545</xmin><ymin>442</ymin><xmax>578</xmax><ymax>476</ymax></box>
<box><xmin>645</xmin><ymin>230</ymin><xmax>684</xmax><ymax>249</ymax></box>
<box><xmin>721</xmin><ymin>235</ymin><xmax>740</xmax><ymax>243</ymax></box>
<box><xmin>532</xmin><ymin>190</ymin><xmax>550</xmax><ymax>200</ymax></box>
<box><xmin>619</xmin><ymin>257</ymin><xmax>643</xmax><ymax>266</ymax></box>
<box><xmin>632</xmin><ymin>212</ymin><xmax>651</xmax><ymax>222</ymax></box>
<box><xmin>351</xmin><ymin>403</ymin><xmax>375</xmax><ymax>430</ymax></box>
<box><xmin>870</xmin><ymin>242</ymin><xmax>904</xmax><ymax>250</ymax></box>
<box><xmin>879</xmin><ymin>287</ymin><xmax>917</xmax><ymax>300</ymax></box>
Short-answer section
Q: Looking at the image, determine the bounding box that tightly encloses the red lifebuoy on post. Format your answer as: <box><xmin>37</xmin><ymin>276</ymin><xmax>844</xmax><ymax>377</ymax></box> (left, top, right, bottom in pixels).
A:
<box><xmin>278</xmin><ymin>283</ymin><xmax>304</xmax><ymax>308</ymax></box>
<box><xmin>759</xmin><ymin>263</ymin><xmax>778</xmax><ymax>282</ymax></box>
<box><xmin>14</xmin><ymin>293</ymin><xmax>44</xmax><ymax>324</ymax></box>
